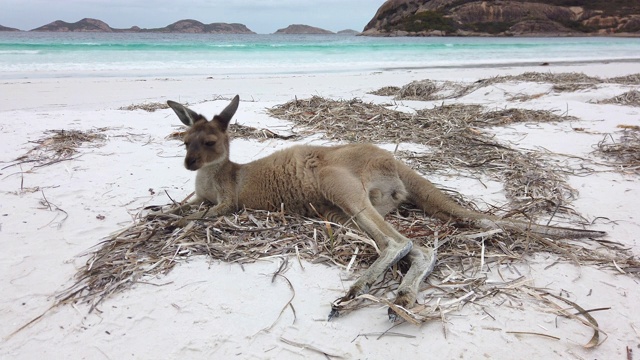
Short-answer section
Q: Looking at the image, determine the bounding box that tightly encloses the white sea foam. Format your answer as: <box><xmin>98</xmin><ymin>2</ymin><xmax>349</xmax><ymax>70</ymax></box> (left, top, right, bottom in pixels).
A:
<box><xmin>0</xmin><ymin>50</ymin><xmax>40</xmax><ymax>54</ymax></box>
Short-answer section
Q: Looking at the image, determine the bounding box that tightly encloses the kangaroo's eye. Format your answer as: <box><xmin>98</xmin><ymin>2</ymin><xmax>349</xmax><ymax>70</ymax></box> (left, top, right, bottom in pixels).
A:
<box><xmin>205</xmin><ymin>141</ymin><xmax>216</xmax><ymax>147</ymax></box>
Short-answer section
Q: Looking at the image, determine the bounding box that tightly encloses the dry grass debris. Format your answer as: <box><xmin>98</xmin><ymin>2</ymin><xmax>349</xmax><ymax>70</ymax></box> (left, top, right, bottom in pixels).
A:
<box><xmin>502</xmin><ymin>71</ymin><xmax>602</xmax><ymax>85</ymax></box>
<box><xmin>8</xmin><ymin>128</ymin><xmax>108</xmax><ymax>170</ymax></box>
<box><xmin>369</xmin><ymin>86</ymin><xmax>400</xmax><ymax>97</ymax></box>
<box><xmin>119</xmin><ymin>102</ymin><xmax>169</xmax><ymax>112</ymax></box>
<box><xmin>594</xmin><ymin>128</ymin><xmax>640</xmax><ymax>174</ymax></box>
<box><xmin>58</xmin><ymin>201</ymin><xmax>636</xmax><ymax>339</ymax></box>
<box><xmin>371</xmin><ymin>72</ymin><xmax>640</xmax><ymax>101</ymax></box>
<box><xmin>609</xmin><ymin>73</ymin><xmax>640</xmax><ymax>85</ymax></box>
<box><xmin>597</xmin><ymin>90</ymin><xmax>640</xmax><ymax>107</ymax></box>
<box><xmin>166</xmin><ymin>123</ymin><xmax>296</xmax><ymax>142</ymax></box>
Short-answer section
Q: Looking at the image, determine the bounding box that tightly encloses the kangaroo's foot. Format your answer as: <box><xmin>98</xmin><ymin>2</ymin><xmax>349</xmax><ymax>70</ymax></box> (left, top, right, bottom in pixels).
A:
<box><xmin>388</xmin><ymin>246</ymin><xmax>436</xmax><ymax>322</ymax></box>
<box><xmin>329</xmin><ymin>240</ymin><xmax>413</xmax><ymax>320</ymax></box>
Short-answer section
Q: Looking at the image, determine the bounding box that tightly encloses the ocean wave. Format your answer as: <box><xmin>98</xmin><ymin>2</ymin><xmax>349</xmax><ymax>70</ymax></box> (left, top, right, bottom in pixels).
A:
<box><xmin>0</xmin><ymin>50</ymin><xmax>41</xmax><ymax>55</ymax></box>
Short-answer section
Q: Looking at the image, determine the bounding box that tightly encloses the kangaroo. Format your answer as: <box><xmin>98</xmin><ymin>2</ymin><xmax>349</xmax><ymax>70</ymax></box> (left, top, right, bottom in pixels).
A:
<box><xmin>165</xmin><ymin>95</ymin><xmax>606</xmax><ymax>319</ymax></box>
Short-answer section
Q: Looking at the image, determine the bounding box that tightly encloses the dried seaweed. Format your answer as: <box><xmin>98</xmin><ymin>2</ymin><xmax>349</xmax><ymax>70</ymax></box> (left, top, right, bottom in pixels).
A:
<box><xmin>501</xmin><ymin>71</ymin><xmax>602</xmax><ymax>85</ymax></box>
<box><xmin>8</xmin><ymin>128</ymin><xmax>108</xmax><ymax>169</ymax></box>
<box><xmin>58</xmin><ymin>201</ymin><xmax>637</xmax><ymax>339</ymax></box>
<box><xmin>119</xmin><ymin>102</ymin><xmax>169</xmax><ymax>112</ymax></box>
<box><xmin>608</xmin><ymin>73</ymin><xmax>640</xmax><ymax>85</ymax></box>
<box><xmin>371</xmin><ymin>72</ymin><xmax>639</xmax><ymax>101</ymax></box>
<box><xmin>397</xmin><ymin>79</ymin><xmax>439</xmax><ymax>100</ymax></box>
<box><xmin>166</xmin><ymin>123</ymin><xmax>297</xmax><ymax>142</ymax></box>
<box><xmin>369</xmin><ymin>86</ymin><xmax>400</xmax><ymax>97</ymax></box>
<box><xmin>598</xmin><ymin>90</ymin><xmax>640</xmax><ymax>107</ymax></box>
<box><xmin>594</xmin><ymin>129</ymin><xmax>640</xmax><ymax>174</ymax></box>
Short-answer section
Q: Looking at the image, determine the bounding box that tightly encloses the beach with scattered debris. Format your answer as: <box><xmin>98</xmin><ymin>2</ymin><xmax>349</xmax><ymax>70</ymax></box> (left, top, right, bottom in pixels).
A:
<box><xmin>1</xmin><ymin>62</ymin><xmax>639</xmax><ymax>359</ymax></box>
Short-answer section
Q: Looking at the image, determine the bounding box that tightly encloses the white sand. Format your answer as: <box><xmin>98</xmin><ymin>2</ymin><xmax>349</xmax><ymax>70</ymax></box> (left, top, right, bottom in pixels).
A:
<box><xmin>1</xmin><ymin>63</ymin><xmax>639</xmax><ymax>359</ymax></box>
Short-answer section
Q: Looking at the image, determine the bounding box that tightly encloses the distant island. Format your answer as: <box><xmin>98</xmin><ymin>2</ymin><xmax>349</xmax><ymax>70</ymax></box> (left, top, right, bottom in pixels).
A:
<box><xmin>363</xmin><ymin>0</ymin><xmax>640</xmax><ymax>36</ymax></box>
<box><xmin>9</xmin><ymin>18</ymin><xmax>255</xmax><ymax>34</ymax></box>
<box><xmin>0</xmin><ymin>24</ymin><xmax>20</xmax><ymax>32</ymax></box>
<box><xmin>0</xmin><ymin>18</ymin><xmax>358</xmax><ymax>35</ymax></box>
<box><xmin>274</xmin><ymin>24</ymin><xmax>334</xmax><ymax>34</ymax></box>
<box><xmin>337</xmin><ymin>29</ymin><xmax>361</xmax><ymax>35</ymax></box>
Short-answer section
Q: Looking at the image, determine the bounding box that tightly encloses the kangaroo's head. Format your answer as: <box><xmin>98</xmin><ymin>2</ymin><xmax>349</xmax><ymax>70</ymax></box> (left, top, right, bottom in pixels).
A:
<box><xmin>167</xmin><ymin>95</ymin><xmax>240</xmax><ymax>171</ymax></box>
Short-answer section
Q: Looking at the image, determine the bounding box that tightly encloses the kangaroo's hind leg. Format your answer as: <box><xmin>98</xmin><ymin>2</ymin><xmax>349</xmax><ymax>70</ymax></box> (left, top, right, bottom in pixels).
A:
<box><xmin>317</xmin><ymin>167</ymin><xmax>413</xmax><ymax>311</ymax></box>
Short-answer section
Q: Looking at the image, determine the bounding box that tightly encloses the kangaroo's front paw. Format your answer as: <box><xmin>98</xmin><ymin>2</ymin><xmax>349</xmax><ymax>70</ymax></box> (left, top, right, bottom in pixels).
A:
<box><xmin>172</xmin><ymin>217</ymin><xmax>191</xmax><ymax>228</ymax></box>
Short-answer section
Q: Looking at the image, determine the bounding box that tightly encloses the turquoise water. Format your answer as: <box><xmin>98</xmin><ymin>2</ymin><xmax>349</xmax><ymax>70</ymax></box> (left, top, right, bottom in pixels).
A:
<box><xmin>1</xmin><ymin>32</ymin><xmax>639</xmax><ymax>78</ymax></box>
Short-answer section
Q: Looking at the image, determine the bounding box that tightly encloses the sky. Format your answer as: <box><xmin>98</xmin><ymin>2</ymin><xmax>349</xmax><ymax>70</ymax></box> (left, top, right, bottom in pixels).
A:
<box><xmin>1</xmin><ymin>0</ymin><xmax>386</xmax><ymax>33</ymax></box>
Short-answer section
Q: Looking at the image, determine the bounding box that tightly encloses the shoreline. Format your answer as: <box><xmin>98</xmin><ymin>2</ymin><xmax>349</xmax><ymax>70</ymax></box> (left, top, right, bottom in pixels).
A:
<box><xmin>2</xmin><ymin>60</ymin><xmax>639</xmax><ymax>113</ymax></box>
<box><xmin>384</xmin><ymin>57</ymin><xmax>640</xmax><ymax>71</ymax></box>
<box><xmin>1</xmin><ymin>62</ymin><xmax>639</xmax><ymax>359</ymax></box>
<box><xmin>3</xmin><ymin>58</ymin><xmax>640</xmax><ymax>83</ymax></box>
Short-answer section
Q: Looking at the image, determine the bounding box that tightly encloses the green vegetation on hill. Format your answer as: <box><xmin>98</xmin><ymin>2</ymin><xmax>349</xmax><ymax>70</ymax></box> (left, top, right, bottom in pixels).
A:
<box><xmin>464</xmin><ymin>22</ymin><xmax>514</xmax><ymax>34</ymax></box>
<box><xmin>517</xmin><ymin>0</ymin><xmax>640</xmax><ymax>15</ymax></box>
<box><xmin>392</xmin><ymin>11</ymin><xmax>457</xmax><ymax>33</ymax></box>
<box><xmin>448</xmin><ymin>0</ymin><xmax>640</xmax><ymax>15</ymax></box>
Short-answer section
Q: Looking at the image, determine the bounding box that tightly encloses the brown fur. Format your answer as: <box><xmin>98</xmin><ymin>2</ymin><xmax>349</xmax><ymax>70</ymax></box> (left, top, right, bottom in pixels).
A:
<box><xmin>166</xmin><ymin>96</ymin><xmax>605</xmax><ymax>319</ymax></box>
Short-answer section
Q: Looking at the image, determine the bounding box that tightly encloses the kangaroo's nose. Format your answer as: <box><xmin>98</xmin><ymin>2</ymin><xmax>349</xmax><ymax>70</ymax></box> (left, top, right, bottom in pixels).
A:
<box><xmin>185</xmin><ymin>157</ymin><xmax>197</xmax><ymax>169</ymax></box>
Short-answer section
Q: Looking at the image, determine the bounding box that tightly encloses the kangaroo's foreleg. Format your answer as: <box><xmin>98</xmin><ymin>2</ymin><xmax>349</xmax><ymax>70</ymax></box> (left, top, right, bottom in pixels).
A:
<box><xmin>152</xmin><ymin>196</ymin><xmax>232</xmax><ymax>227</ymax></box>
<box><xmin>145</xmin><ymin>195</ymin><xmax>205</xmax><ymax>222</ymax></box>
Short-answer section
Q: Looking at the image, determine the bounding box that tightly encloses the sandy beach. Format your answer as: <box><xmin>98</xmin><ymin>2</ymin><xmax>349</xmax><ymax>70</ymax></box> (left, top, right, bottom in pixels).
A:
<box><xmin>1</xmin><ymin>62</ymin><xmax>639</xmax><ymax>359</ymax></box>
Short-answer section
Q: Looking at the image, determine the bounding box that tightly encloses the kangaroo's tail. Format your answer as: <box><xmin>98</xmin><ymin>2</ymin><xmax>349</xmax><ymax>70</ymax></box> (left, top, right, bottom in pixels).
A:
<box><xmin>396</xmin><ymin>161</ymin><xmax>606</xmax><ymax>239</ymax></box>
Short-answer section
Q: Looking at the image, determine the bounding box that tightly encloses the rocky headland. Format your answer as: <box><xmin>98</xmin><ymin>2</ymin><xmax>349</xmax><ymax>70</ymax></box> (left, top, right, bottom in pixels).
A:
<box><xmin>362</xmin><ymin>0</ymin><xmax>640</xmax><ymax>36</ymax></box>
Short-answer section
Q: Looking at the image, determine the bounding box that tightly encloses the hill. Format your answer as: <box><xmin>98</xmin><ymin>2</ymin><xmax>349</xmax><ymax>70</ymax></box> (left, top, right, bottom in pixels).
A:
<box><xmin>362</xmin><ymin>0</ymin><xmax>640</xmax><ymax>36</ymax></box>
<box><xmin>274</xmin><ymin>24</ymin><xmax>334</xmax><ymax>34</ymax></box>
<box><xmin>145</xmin><ymin>20</ymin><xmax>255</xmax><ymax>34</ymax></box>
<box><xmin>0</xmin><ymin>24</ymin><xmax>21</xmax><ymax>32</ymax></box>
<box><xmin>31</xmin><ymin>18</ymin><xmax>116</xmax><ymax>32</ymax></box>
<box><xmin>337</xmin><ymin>29</ymin><xmax>361</xmax><ymax>35</ymax></box>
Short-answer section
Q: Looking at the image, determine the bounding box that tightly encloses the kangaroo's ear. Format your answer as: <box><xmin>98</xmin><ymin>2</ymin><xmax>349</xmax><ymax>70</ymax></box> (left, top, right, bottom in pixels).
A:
<box><xmin>167</xmin><ymin>100</ymin><xmax>205</xmax><ymax>127</ymax></box>
<box><xmin>212</xmin><ymin>95</ymin><xmax>240</xmax><ymax>131</ymax></box>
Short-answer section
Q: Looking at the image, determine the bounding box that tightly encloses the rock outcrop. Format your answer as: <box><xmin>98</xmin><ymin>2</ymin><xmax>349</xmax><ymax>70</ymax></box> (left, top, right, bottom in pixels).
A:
<box><xmin>29</xmin><ymin>18</ymin><xmax>255</xmax><ymax>34</ymax></box>
<box><xmin>274</xmin><ymin>24</ymin><xmax>334</xmax><ymax>34</ymax></box>
<box><xmin>362</xmin><ymin>0</ymin><xmax>640</xmax><ymax>36</ymax></box>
